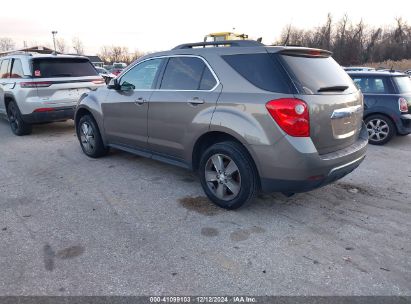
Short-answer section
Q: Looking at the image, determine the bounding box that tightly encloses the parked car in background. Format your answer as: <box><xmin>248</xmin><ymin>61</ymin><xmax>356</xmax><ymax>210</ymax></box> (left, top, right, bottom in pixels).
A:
<box><xmin>75</xmin><ymin>40</ymin><xmax>367</xmax><ymax>209</ymax></box>
<box><xmin>0</xmin><ymin>53</ymin><xmax>105</xmax><ymax>135</ymax></box>
<box><xmin>112</xmin><ymin>62</ymin><xmax>127</xmax><ymax>69</ymax></box>
<box><xmin>95</xmin><ymin>67</ymin><xmax>116</xmax><ymax>84</ymax></box>
<box><xmin>348</xmin><ymin>71</ymin><xmax>411</xmax><ymax>145</ymax></box>
<box><xmin>344</xmin><ymin>66</ymin><xmax>375</xmax><ymax>72</ymax></box>
<box><xmin>110</xmin><ymin>68</ymin><xmax>124</xmax><ymax>77</ymax></box>
<box><xmin>111</xmin><ymin>62</ymin><xmax>127</xmax><ymax>76</ymax></box>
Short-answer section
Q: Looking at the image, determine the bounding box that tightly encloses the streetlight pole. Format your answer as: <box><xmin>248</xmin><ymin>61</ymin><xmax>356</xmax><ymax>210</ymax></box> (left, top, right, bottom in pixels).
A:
<box><xmin>51</xmin><ymin>31</ymin><xmax>58</xmax><ymax>53</ymax></box>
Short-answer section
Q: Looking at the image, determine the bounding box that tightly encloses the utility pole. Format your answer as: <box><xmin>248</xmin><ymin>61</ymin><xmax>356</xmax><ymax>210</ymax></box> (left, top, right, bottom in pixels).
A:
<box><xmin>51</xmin><ymin>31</ymin><xmax>58</xmax><ymax>53</ymax></box>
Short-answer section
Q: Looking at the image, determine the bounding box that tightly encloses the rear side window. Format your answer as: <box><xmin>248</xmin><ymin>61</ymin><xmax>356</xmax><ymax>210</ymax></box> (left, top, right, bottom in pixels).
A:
<box><xmin>393</xmin><ymin>76</ymin><xmax>411</xmax><ymax>94</ymax></box>
<box><xmin>160</xmin><ymin>57</ymin><xmax>217</xmax><ymax>90</ymax></box>
<box><xmin>222</xmin><ymin>53</ymin><xmax>292</xmax><ymax>93</ymax></box>
<box><xmin>352</xmin><ymin>77</ymin><xmax>389</xmax><ymax>94</ymax></box>
<box><xmin>10</xmin><ymin>59</ymin><xmax>24</xmax><ymax>78</ymax></box>
<box><xmin>280</xmin><ymin>55</ymin><xmax>357</xmax><ymax>94</ymax></box>
<box><xmin>199</xmin><ymin>66</ymin><xmax>217</xmax><ymax>90</ymax></box>
<box><xmin>0</xmin><ymin>59</ymin><xmax>10</xmax><ymax>79</ymax></box>
<box><xmin>32</xmin><ymin>58</ymin><xmax>98</xmax><ymax>78</ymax></box>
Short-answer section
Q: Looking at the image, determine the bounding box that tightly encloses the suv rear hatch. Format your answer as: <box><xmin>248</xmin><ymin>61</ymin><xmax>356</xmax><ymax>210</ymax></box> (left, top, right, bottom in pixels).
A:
<box><xmin>29</xmin><ymin>57</ymin><xmax>104</xmax><ymax>106</ymax></box>
<box><xmin>270</xmin><ymin>48</ymin><xmax>363</xmax><ymax>154</ymax></box>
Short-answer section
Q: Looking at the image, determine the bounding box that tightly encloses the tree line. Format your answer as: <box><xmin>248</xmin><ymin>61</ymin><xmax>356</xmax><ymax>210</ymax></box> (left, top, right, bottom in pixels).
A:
<box><xmin>2</xmin><ymin>15</ymin><xmax>411</xmax><ymax>66</ymax></box>
<box><xmin>276</xmin><ymin>14</ymin><xmax>411</xmax><ymax>66</ymax></box>
<box><xmin>0</xmin><ymin>36</ymin><xmax>146</xmax><ymax>64</ymax></box>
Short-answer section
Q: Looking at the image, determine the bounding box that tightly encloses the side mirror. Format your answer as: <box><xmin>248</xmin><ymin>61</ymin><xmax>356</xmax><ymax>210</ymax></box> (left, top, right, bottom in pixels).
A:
<box><xmin>120</xmin><ymin>82</ymin><xmax>135</xmax><ymax>92</ymax></box>
<box><xmin>107</xmin><ymin>78</ymin><xmax>119</xmax><ymax>89</ymax></box>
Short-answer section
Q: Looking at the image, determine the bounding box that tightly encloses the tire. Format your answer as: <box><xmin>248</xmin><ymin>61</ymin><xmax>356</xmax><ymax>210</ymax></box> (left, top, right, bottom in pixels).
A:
<box><xmin>199</xmin><ymin>141</ymin><xmax>258</xmax><ymax>210</ymax></box>
<box><xmin>364</xmin><ymin>114</ymin><xmax>395</xmax><ymax>145</ymax></box>
<box><xmin>7</xmin><ymin>101</ymin><xmax>32</xmax><ymax>136</ymax></box>
<box><xmin>77</xmin><ymin>114</ymin><xmax>109</xmax><ymax>158</ymax></box>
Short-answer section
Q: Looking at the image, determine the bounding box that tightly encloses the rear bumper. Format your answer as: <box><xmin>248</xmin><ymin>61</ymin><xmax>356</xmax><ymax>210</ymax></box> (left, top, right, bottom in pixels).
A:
<box><xmin>397</xmin><ymin>114</ymin><xmax>411</xmax><ymax>135</ymax></box>
<box><xmin>260</xmin><ymin>155</ymin><xmax>365</xmax><ymax>193</ymax></box>
<box><xmin>21</xmin><ymin>106</ymin><xmax>75</xmax><ymax>124</ymax></box>
<box><xmin>252</xmin><ymin>125</ymin><xmax>368</xmax><ymax>193</ymax></box>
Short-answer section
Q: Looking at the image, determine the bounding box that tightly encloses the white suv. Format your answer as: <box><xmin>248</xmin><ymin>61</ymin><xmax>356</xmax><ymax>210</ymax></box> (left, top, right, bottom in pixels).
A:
<box><xmin>0</xmin><ymin>53</ymin><xmax>105</xmax><ymax>135</ymax></box>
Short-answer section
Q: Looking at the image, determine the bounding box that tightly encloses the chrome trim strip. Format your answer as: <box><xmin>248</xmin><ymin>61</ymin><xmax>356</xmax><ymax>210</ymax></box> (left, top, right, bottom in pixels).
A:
<box><xmin>118</xmin><ymin>55</ymin><xmax>221</xmax><ymax>93</ymax></box>
<box><xmin>330</xmin><ymin>105</ymin><xmax>362</xmax><ymax>119</ymax></box>
<box><xmin>328</xmin><ymin>155</ymin><xmax>365</xmax><ymax>175</ymax></box>
<box><xmin>335</xmin><ymin>130</ymin><xmax>356</xmax><ymax>139</ymax></box>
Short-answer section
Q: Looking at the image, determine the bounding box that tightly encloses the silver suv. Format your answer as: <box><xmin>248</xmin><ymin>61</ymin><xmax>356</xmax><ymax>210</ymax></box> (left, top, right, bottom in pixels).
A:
<box><xmin>0</xmin><ymin>53</ymin><xmax>105</xmax><ymax>135</ymax></box>
<box><xmin>75</xmin><ymin>41</ymin><xmax>368</xmax><ymax>209</ymax></box>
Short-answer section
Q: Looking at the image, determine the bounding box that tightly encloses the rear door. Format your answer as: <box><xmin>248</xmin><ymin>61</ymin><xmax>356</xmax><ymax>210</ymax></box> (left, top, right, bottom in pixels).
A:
<box><xmin>351</xmin><ymin>75</ymin><xmax>396</xmax><ymax>114</ymax></box>
<box><xmin>148</xmin><ymin>56</ymin><xmax>221</xmax><ymax>161</ymax></box>
<box><xmin>273</xmin><ymin>50</ymin><xmax>363</xmax><ymax>154</ymax></box>
<box><xmin>31</xmin><ymin>57</ymin><xmax>103</xmax><ymax>107</ymax></box>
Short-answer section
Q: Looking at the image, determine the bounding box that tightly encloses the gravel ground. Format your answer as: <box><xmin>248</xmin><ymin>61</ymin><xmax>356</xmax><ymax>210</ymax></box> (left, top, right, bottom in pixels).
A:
<box><xmin>0</xmin><ymin>120</ymin><xmax>410</xmax><ymax>296</ymax></box>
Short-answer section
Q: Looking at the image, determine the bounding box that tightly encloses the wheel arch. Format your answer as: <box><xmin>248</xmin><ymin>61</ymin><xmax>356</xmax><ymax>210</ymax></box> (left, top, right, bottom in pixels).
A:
<box><xmin>75</xmin><ymin>105</ymin><xmax>107</xmax><ymax>146</ymax></box>
<box><xmin>191</xmin><ymin>131</ymin><xmax>261</xmax><ymax>188</ymax></box>
<box><xmin>364</xmin><ymin>111</ymin><xmax>399</xmax><ymax>133</ymax></box>
<box><xmin>4</xmin><ymin>93</ymin><xmax>16</xmax><ymax>112</ymax></box>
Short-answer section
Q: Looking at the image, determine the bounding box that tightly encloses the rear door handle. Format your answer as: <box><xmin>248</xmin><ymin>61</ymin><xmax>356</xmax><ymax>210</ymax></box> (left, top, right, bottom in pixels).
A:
<box><xmin>187</xmin><ymin>97</ymin><xmax>205</xmax><ymax>105</ymax></box>
<box><xmin>134</xmin><ymin>97</ymin><xmax>146</xmax><ymax>105</ymax></box>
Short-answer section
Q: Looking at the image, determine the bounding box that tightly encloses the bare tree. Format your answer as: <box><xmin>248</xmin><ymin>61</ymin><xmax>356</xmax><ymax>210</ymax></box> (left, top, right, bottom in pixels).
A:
<box><xmin>275</xmin><ymin>14</ymin><xmax>411</xmax><ymax>65</ymax></box>
<box><xmin>72</xmin><ymin>37</ymin><xmax>84</xmax><ymax>55</ymax></box>
<box><xmin>98</xmin><ymin>46</ymin><xmax>137</xmax><ymax>64</ymax></box>
<box><xmin>130</xmin><ymin>50</ymin><xmax>147</xmax><ymax>62</ymax></box>
<box><xmin>56</xmin><ymin>38</ymin><xmax>67</xmax><ymax>53</ymax></box>
<box><xmin>0</xmin><ymin>37</ymin><xmax>15</xmax><ymax>52</ymax></box>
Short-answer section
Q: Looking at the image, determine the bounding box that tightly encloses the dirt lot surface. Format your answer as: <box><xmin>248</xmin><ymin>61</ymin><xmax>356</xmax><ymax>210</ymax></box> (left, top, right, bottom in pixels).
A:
<box><xmin>0</xmin><ymin>120</ymin><xmax>410</xmax><ymax>295</ymax></box>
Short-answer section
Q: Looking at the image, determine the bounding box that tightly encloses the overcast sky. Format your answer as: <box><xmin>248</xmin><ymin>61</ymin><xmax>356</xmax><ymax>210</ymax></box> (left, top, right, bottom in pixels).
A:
<box><xmin>1</xmin><ymin>0</ymin><xmax>410</xmax><ymax>55</ymax></box>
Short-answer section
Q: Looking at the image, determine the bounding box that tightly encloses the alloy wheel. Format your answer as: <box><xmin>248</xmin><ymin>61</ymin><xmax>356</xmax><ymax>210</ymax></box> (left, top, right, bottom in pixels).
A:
<box><xmin>204</xmin><ymin>153</ymin><xmax>241</xmax><ymax>201</ymax></box>
<box><xmin>80</xmin><ymin>122</ymin><xmax>96</xmax><ymax>154</ymax></box>
<box><xmin>8</xmin><ymin>104</ymin><xmax>19</xmax><ymax>132</ymax></box>
<box><xmin>366</xmin><ymin>118</ymin><xmax>389</xmax><ymax>142</ymax></box>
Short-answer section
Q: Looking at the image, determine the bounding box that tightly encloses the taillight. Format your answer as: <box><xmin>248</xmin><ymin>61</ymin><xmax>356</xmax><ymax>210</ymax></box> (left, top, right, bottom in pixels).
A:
<box><xmin>33</xmin><ymin>108</ymin><xmax>55</xmax><ymax>113</ymax></box>
<box><xmin>92</xmin><ymin>79</ymin><xmax>105</xmax><ymax>84</ymax></box>
<box><xmin>20</xmin><ymin>82</ymin><xmax>51</xmax><ymax>88</ymax></box>
<box><xmin>399</xmin><ymin>97</ymin><xmax>409</xmax><ymax>113</ymax></box>
<box><xmin>266</xmin><ymin>98</ymin><xmax>310</xmax><ymax>137</ymax></box>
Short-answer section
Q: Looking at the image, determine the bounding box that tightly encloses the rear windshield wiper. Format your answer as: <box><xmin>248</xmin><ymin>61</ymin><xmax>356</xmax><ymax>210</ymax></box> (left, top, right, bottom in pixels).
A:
<box><xmin>317</xmin><ymin>85</ymin><xmax>349</xmax><ymax>93</ymax></box>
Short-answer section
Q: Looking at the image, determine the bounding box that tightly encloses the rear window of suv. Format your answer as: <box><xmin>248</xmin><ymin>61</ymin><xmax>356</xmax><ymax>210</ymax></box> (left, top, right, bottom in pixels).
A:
<box><xmin>31</xmin><ymin>58</ymin><xmax>98</xmax><ymax>78</ymax></box>
<box><xmin>279</xmin><ymin>54</ymin><xmax>357</xmax><ymax>95</ymax></box>
<box><xmin>222</xmin><ymin>53</ymin><xmax>292</xmax><ymax>93</ymax></box>
<box><xmin>393</xmin><ymin>76</ymin><xmax>411</xmax><ymax>94</ymax></box>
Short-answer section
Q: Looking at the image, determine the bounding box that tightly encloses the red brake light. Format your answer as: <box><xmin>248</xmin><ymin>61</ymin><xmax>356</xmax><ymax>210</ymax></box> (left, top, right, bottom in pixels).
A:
<box><xmin>266</xmin><ymin>98</ymin><xmax>310</xmax><ymax>137</ymax></box>
<box><xmin>399</xmin><ymin>97</ymin><xmax>408</xmax><ymax>113</ymax></box>
<box><xmin>20</xmin><ymin>82</ymin><xmax>51</xmax><ymax>88</ymax></box>
<box><xmin>33</xmin><ymin>108</ymin><xmax>55</xmax><ymax>113</ymax></box>
<box><xmin>92</xmin><ymin>79</ymin><xmax>105</xmax><ymax>84</ymax></box>
<box><xmin>309</xmin><ymin>50</ymin><xmax>322</xmax><ymax>56</ymax></box>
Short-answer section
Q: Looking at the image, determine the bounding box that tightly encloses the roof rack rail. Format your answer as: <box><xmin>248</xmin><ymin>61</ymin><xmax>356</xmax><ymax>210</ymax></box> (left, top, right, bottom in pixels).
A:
<box><xmin>173</xmin><ymin>40</ymin><xmax>264</xmax><ymax>50</ymax></box>
<box><xmin>4</xmin><ymin>51</ymin><xmax>34</xmax><ymax>56</ymax></box>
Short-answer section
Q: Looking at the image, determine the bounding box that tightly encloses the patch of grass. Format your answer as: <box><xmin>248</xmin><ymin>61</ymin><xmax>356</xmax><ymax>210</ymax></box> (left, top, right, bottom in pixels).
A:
<box><xmin>364</xmin><ymin>59</ymin><xmax>411</xmax><ymax>71</ymax></box>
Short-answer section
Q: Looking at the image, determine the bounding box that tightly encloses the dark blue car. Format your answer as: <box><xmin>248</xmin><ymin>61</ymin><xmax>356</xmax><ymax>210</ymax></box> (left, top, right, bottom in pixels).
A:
<box><xmin>348</xmin><ymin>71</ymin><xmax>411</xmax><ymax>145</ymax></box>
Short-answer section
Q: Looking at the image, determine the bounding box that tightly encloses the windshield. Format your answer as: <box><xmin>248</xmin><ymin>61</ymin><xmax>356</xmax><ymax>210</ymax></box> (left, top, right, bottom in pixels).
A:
<box><xmin>279</xmin><ymin>54</ymin><xmax>357</xmax><ymax>95</ymax></box>
<box><xmin>32</xmin><ymin>58</ymin><xmax>98</xmax><ymax>78</ymax></box>
<box><xmin>393</xmin><ymin>76</ymin><xmax>411</xmax><ymax>94</ymax></box>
